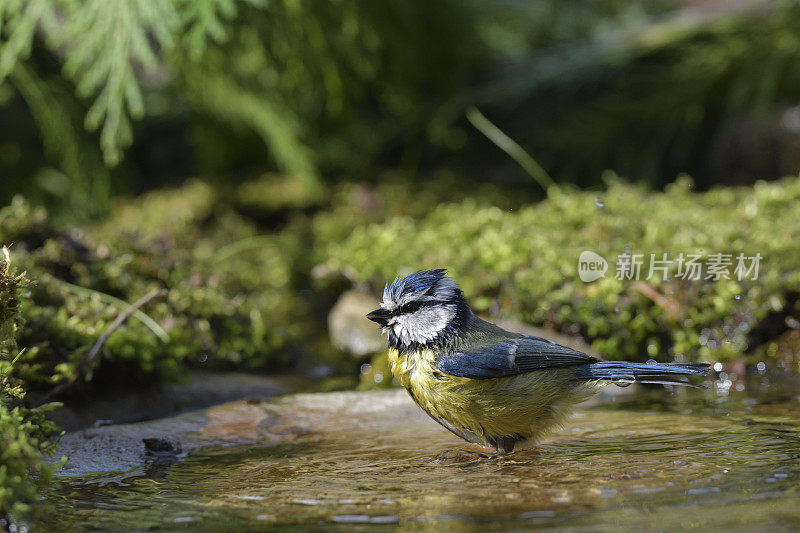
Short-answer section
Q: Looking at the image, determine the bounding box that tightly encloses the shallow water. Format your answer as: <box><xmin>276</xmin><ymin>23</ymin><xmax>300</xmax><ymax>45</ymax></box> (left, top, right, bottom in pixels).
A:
<box><xmin>37</xmin><ymin>372</ymin><xmax>800</xmax><ymax>531</ymax></box>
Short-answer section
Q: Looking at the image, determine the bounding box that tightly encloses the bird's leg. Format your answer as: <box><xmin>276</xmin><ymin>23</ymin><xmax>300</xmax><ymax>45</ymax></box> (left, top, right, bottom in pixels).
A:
<box><xmin>454</xmin><ymin>439</ymin><xmax>514</xmax><ymax>460</ymax></box>
<box><xmin>494</xmin><ymin>437</ymin><xmax>516</xmax><ymax>454</ymax></box>
<box><xmin>429</xmin><ymin>443</ymin><xmax>496</xmax><ymax>465</ymax></box>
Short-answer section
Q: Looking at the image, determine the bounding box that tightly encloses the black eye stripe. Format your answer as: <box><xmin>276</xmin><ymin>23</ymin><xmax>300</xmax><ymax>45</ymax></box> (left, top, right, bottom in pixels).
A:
<box><xmin>399</xmin><ymin>301</ymin><xmax>423</xmax><ymax>314</ymax></box>
<box><xmin>391</xmin><ymin>298</ymin><xmax>449</xmax><ymax>316</ymax></box>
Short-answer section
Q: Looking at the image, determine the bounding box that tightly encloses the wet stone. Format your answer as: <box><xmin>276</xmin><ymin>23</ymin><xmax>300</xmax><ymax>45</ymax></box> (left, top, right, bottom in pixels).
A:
<box><xmin>143</xmin><ymin>437</ymin><xmax>182</xmax><ymax>456</ymax></box>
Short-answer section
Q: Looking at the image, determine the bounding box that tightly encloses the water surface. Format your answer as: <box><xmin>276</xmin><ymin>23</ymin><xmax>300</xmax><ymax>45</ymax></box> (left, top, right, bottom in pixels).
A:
<box><xmin>38</xmin><ymin>372</ymin><xmax>800</xmax><ymax>531</ymax></box>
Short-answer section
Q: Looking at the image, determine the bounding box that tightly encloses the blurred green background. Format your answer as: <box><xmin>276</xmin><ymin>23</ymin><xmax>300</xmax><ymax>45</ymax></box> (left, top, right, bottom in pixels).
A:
<box><xmin>5</xmin><ymin>0</ymin><xmax>800</xmax><ymax>221</ymax></box>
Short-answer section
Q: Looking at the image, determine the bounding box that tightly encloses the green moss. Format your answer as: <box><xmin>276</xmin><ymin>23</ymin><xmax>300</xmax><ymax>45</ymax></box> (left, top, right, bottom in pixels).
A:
<box><xmin>0</xmin><ymin>401</ymin><xmax>61</xmax><ymax>520</ymax></box>
<box><xmin>1</xmin><ymin>181</ymin><xmax>321</xmax><ymax>391</ymax></box>
<box><xmin>321</xmin><ymin>175</ymin><xmax>800</xmax><ymax>363</ymax></box>
<box><xmin>1</xmin><ymin>172</ymin><xmax>532</xmax><ymax>395</ymax></box>
<box><xmin>0</xmin><ymin>248</ymin><xmax>62</xmax><ymax>521</ymax></box>
<box><xmin>233</xmin><ymin>174</ymin><xmax>325</xmax><ymax>214</ymax></box>
<box><xmin>0</xmin><ymin>247</ymin><xmax>25</xmax><ymax>367</ymax></box>
<box><xmin>4</xmin><ymin>173</ymin><xmax>799</xmax><ymax>401</ymax></box>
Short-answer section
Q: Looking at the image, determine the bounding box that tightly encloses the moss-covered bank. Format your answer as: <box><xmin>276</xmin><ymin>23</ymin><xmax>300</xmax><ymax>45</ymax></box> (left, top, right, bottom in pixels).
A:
<box><xmin>321</xmin><ymin>175</ymin><xmax>800</xmax><ymax>364</ymax></box>
<box><xmin>3</xmin><ymin>175</ymin><xmax>800</xmax><ymax>400</ymax></box>
<box><xmin>0</xmin><ymin>248</ymin><xmax>61</xmax><ymax>521</ymax></box>
<box><xmin>0</xmin><ymin>173</ymin><xmax>536</xmax><ymax>397</ymax></box>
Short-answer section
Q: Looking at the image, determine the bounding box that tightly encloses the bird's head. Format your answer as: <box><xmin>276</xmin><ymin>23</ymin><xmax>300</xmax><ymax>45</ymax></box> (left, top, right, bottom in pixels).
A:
<box><xmin>366</xmin><ymin>269</ymin><xmax>472</xmax><ymax>351</ymax></box>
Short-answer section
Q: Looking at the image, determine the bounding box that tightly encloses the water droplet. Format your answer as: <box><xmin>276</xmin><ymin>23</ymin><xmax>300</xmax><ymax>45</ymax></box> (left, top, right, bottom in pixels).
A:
<box><xmin>613</xmin><ymin>377</ymin><xmax>635</xmax><ymax>388</ymax></box>
<box><xmin>594</xmin><ymin>196</ymin><xmax>605</xmax><ymax>207</ymax></box>
<box><xmin>646</xmin><ymin>359</ymin><xmax>657</xmax><ymax>365</ymax></box>
<box><xmin>624</xmin><ymin>245</ymin><xmax>632</xmax><ymax>254</ymax></box>
<box><xmin>734</xmin><ymin>294</ymin><xmax>741</xmax><ymax>300</ymax></box>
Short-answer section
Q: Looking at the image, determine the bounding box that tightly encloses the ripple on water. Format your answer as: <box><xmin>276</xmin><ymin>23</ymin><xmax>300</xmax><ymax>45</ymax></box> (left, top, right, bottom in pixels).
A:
<box><xmin>35</xmin><ymin>383</ymin><xmax>800</xmax><ymax>531</ymax></box>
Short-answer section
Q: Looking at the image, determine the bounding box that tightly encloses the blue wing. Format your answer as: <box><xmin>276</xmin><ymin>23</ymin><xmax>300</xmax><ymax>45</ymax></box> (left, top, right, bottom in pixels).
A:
<box><xmin>435</xmin><ymin>335</ymin><xmax>598</xmax><ymax>380</ymax></box>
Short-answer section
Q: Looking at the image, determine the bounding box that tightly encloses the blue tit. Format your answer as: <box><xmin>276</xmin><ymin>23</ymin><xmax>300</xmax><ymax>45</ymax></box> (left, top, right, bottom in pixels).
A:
<box><xmin>366</xmin><ymin>269</ymin><xmax>709</xmax><ymax>453</ymax></box>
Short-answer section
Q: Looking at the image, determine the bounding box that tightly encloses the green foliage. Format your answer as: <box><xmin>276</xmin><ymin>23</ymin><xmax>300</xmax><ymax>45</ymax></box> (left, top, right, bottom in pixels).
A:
<box><xmin>0</xmin><ymin>246</ymin><xmax>25</xmax><ymax>363</ymax></box>
<box><xmin>0</xmin><ymin>170</ymin><xmax>539</xmax><ymax>396</ymax></box>
<box><xmin>0</xmin><ymin>0</ymin><xmax>58</xmax><ymax>81</ymax></box>
<box><xmin>0</xmin><ymin>401</ymin><xmax>61</xmax><ymax>520</ymax></box>
<box><xmin>9</xmin><ymin>64</ymin><xmax>110</xmax><ymax>221</ymax></box>
<box><xmin>6</xmin><ymin>0</ymin><xmax>800</xmax><ymax>222</ymax></box>
<box><xmin>0</xmin><ymin>0</ymin><xmax>485</xmax><ymax>218</ymax></box>
<box><xmin>233</xmin><ymin>173</ymin><xmax>324</xmax><ymax>214</ymax></box>
<box><xmin>464</xmin><ymin>1</ymin><xmax>800</xmax><ymax>187</ymax></box>
<box><xmin>179</xmin><ymin>0</ymin><xmax>267</xmax><ymax>62</ymax></box>
<box><xmin>321</xmin><ymin>175</ymin><xmax>800</xmax><ymax>363</ymax></box>
<box><xmin>0</xmin><ymin>247</ymin><xmax>61</xmax><ymax>521</ymax></box>
<box><xmin>2</xmin><ymin>181</ymin><xmax>321</xmax><ymax>391</ymax></box>
<box><xmin>0</xmin><ymin>0</ymin><xmax>178</xmax><ymax>166</ymax></box>
<box><xmin>4</xmin><ymin>171</ymin><xmax>799</xmax><ymax>399</ymax></box>
<box><xmin>59</xmin><ymin>0</ymin><xmax>178</xmax><ymax>166</ymax></box>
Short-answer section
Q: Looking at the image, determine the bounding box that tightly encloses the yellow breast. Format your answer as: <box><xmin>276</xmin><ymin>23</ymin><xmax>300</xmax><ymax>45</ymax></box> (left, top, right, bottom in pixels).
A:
<box><xmin>387</xmin><ymin>348</ymin><xmax>598</xmax><ymax>445</ymax></box>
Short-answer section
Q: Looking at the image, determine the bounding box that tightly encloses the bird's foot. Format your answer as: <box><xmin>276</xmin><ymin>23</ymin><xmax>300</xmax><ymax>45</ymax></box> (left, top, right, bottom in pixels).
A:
<box><xmin>428</xmin><ymin>444</ymin><xmax>496</xmax><ymax>466</ymax></box>
<box><xmin>461</xmin><ymin>443</ymin><xmax>498</xmax><ymax>457</ymax></box>
<box><xmin>496</xmin><ymin>448</ymin><xmax>540</xmax><ymax>464</ymax></box>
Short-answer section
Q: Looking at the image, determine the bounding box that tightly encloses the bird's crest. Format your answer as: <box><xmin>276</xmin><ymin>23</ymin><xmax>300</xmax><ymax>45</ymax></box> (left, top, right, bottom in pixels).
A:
<box><xmin>383</xmin><ymin>269</ymin><xmax>448</xmax><ymax>305</ymax></box>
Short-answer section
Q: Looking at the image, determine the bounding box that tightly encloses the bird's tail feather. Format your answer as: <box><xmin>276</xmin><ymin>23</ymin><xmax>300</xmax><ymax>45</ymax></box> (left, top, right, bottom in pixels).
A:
<box><xmin>575</xmin><ymin>361</ymin><xmax>710</xmax><ymax>388</ymax></box>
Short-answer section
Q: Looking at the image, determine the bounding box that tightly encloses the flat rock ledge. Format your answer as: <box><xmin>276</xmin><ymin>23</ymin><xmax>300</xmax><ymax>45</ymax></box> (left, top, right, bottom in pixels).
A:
<box><xmin>54</xmin><ymin>383</ymin><xmax>637</xmax><ymax>477</ymax></box>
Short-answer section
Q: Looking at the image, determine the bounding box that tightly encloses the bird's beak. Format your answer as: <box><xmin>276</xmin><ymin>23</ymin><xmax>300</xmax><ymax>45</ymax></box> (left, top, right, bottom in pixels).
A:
<box><xmin>366</xmin><ymin>308</ymin><xmax>391</xmax><ymax>325</ymax></box>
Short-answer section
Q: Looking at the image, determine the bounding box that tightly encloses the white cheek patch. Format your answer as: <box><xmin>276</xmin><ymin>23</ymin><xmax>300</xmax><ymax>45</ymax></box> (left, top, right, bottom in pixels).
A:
<box><xmin>392</xmin><ymin>305</ymin><xmax>455</xmax><ymax>346</ymax></box>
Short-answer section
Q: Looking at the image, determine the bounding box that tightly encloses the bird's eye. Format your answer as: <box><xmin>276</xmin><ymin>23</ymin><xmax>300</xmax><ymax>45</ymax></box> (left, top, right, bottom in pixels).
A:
<box><xmin>400</xmin><ymin>301</ymin><xmax>422</xmax><ymax>314</ymax></box>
